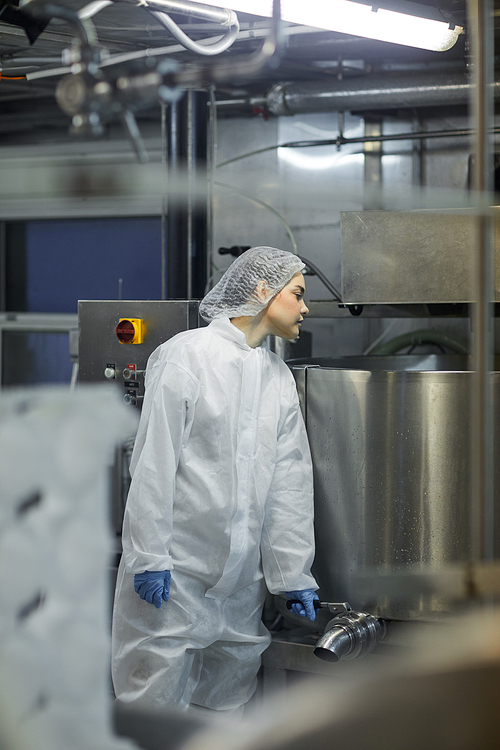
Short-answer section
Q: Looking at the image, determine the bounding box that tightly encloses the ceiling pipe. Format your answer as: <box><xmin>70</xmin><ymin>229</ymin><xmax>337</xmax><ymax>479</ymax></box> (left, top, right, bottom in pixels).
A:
<box><xmin>264</xmin><ymin>70</ymin><xmax>500</xmax><ymax>115</ymax></box>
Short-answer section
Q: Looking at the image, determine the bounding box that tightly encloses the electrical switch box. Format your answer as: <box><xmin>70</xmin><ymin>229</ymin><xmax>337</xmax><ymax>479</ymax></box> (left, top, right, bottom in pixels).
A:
<box><xmin>116</xmin><ymin>318</ymin><xmax>144</xmax><ymax>345</ymax></box>
<box><xmin>78</xmin><ymin>300</ymin><xmax>200</xmax><ymax>410</ymax></box>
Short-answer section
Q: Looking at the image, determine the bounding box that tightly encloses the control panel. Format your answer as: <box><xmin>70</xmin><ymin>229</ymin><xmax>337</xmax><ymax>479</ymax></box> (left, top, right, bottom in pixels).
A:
<box><xmin>78</xmin><ymin>300</ymin><xmax>200</xmax><ymax>409</ymax></box>
<box><xmin>122</xmin><ymin>363</ymin><xmax>145</xmax><ymax>407</ymax></box>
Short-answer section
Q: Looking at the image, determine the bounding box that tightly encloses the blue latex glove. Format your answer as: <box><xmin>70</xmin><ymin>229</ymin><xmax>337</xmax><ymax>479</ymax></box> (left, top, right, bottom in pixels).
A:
<box><xmin>285</xmin><ymin>589</ymin><xmax>319</xmax><ymax>621</ymax></box>
<box><xmin>134</xmin><ymin>570</ymin><xmax>171</xmax><ymax>609</ymax></box>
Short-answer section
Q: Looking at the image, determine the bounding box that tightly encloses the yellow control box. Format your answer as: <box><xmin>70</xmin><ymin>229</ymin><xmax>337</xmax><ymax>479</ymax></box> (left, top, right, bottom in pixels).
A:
<box><xmin>116</xmin><ymin>318</ymin><xmax>144</xmax><ymax>344</ymax></box>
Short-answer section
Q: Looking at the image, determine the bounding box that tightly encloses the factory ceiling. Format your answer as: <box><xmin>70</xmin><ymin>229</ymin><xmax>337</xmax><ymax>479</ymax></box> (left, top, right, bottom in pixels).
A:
<box><xmin>0</xmin><ymin>0</ymin><xmax>493</xmax><ymax>144</ymax></box>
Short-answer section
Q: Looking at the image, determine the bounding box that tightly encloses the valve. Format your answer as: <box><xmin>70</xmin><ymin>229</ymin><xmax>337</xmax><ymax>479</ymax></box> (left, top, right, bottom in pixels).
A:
<box><xmin>123</xmin><ymin>367</ymin><xmax>144</xmax><ymax>380</ymax></box>
<box><xmin>314</xmin><ymin>609</ymin><xmax>386</xmax><ymax>663</ymax></box>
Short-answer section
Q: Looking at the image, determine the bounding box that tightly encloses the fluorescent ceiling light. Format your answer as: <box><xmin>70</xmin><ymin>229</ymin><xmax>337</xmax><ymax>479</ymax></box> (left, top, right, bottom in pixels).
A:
<box><xmin>192</xmin><ymin>0</ymin><xmax>463</xmax><ymax>52</ymax></box>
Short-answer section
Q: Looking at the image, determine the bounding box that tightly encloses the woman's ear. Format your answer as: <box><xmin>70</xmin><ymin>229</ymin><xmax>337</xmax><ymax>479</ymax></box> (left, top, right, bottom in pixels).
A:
<box><xmin>255</xmin><ymin>280</ymin><xmax>270</xmax><ymax>303</ymax></box>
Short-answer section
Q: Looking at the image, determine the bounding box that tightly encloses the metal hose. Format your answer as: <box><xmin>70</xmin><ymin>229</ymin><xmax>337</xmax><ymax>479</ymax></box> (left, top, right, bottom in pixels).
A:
<box><xmin>150</xmin><ymin>8</ymin><xmax>240</xmax><ymax>56</ymax></box>
<box><xmin>373</xmin><ymin>329</ymin><xmax>468</xmax><ymax>356</ymax></box>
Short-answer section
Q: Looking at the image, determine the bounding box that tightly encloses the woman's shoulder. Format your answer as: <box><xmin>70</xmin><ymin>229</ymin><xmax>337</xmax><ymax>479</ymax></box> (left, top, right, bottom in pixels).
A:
<box><xmin>145</xmin><ymin>328</ymin><xmax>213</xmax><ymax>393</ymax></box>
<box><xmin>265</xmin><ymin>347</ymin><xmax>295</xmax><ymax>377</ymax></box>
<box><xmin>151</xmin><ymin>326</ymin><xmax>212</xmax><ymax>363</ymax></box>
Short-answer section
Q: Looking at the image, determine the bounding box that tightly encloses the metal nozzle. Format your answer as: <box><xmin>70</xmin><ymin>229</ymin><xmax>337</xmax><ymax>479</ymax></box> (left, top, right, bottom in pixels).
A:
<box><xmin>313</xmin><ymin>626</ymin><xmax>353</xmax><ymax>663</ymax></box>
<box><xmin>314</xmin><ymin>611</ymin><xmax>386</xmax><ymax>662</ymax></box>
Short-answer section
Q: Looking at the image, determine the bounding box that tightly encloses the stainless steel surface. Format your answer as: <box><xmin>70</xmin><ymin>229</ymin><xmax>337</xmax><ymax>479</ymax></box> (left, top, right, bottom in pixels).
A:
<box><xmin>304</xmin><ymin>302</ymin><xmax>463</xmax><ymax>318</ymax></box>
<box><xmin>315</xmin><ymin>627</ymin><xmax>353</xmax><ymax>662</ymax></box>
<box><xmin>341</xmin><ymin>210</ymin><xmax>500</xmax><ymax>304</ymax></box>
<box><xmin>78</xmin><ymin>299</ymin><xmax>199</xmax><ymax>396</ymax></box>
<box><xmin>187</xmin><ymin>91</ymin><xmax>194</xmax><ymax>300</ymax></box>
<box><xmin>291</xmin><ymin>356</ymin><xmax>500</xmax><ymax>621</ymax></box>
<box><xmin>468</xmin><ymin>0</ymin><xmax>496</xmax><ymax>564</ymax></box>
<box><xmin>364</xmin><ymin>118</ymin><xmax>382</xmax><ymax>204</ymax></box>
<box><xmin>79</xmin><ymin>300</ymin><xmax>199</xmax><ymax>534</ymax></box>
<box><xmin>353</xmin><ymin>561</ymin><xmax>500</xmax><ymax>601</ymax></box>
<box><xmin>110</xmin><ymin>436</ymin><xmax>136</xmax><ymax>538</ymax></box>
<box><xmin>269</xmin><ymin>331</ymin><xmax>312</xmax><ymax>361</ymax></box>
<box><xmin>314</xmin><ymin>610</ymin><xmax>386</xmax><ymax>662</ymax></box>
<box><xmin>317</xmin><ymin>601</ymin><xmax>352</xmax><ymax>615</ymax></box>
<box><xmin>195</xmin><ymin>610</ymin><xmax>500</xmax><ymax>750</ymax></box>
<box><xmin>262</xmin><ymin>639</ymin><xmax>349</xmax><ymax>676</ymax></box>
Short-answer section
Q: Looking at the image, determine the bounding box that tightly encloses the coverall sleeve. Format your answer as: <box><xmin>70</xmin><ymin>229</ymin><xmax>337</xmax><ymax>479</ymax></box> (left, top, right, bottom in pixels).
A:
<box><xmin>121</xmin><ymin>360</ymin><xmax>199</xmax><ymax>574</ymax></box>
<box><xmin>261</xmin><ymin>374</ymin><xmax>318</xmax><ymax>595</ymax></box>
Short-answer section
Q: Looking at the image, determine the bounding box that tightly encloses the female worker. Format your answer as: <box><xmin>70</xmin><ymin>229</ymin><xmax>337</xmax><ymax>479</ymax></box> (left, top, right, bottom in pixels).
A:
<box><xmin>111</xmin><ymin>246</ymin><xmax>318</xmax><ymax>714</ymax></box>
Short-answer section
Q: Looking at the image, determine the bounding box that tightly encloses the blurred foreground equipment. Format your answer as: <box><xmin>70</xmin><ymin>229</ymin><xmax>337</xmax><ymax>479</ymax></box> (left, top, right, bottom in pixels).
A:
<box><xmin>0</xmin><ymin>386</ymin><xmax>137</xmax><ymax>750</ymax></box>
<box><xmin>184</xmin><ymin>607</ymin><xmax>500</xmax><ymax>750</ymax></box>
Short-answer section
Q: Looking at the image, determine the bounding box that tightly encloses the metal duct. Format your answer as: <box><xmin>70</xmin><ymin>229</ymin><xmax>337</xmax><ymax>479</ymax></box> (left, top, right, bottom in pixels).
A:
<box><xmin>266</xmin><ymin>70</ymin><xmax>500</xmax><ymax>115</ymax></box>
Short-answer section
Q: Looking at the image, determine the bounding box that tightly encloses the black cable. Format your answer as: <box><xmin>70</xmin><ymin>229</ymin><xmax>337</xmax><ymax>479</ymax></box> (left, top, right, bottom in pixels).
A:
<box><xmin>299</xmin><ymin>255</ymin><xmax>342</xmax><ymax>303</ymax></box>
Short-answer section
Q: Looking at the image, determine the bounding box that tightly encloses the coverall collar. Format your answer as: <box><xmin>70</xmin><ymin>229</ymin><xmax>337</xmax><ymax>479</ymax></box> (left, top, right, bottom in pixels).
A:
<box><xmin>209</xmin><ymin>318</ymin><xmax>252</xmax><ymax>351</ymax></box>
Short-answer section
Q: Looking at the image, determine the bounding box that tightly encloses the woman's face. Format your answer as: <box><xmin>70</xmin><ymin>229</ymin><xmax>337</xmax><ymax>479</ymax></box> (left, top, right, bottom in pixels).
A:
<box><xmin>264</xmin><ymin>272</ymin><xmax>309</xmax><ymax>340</ymax></box>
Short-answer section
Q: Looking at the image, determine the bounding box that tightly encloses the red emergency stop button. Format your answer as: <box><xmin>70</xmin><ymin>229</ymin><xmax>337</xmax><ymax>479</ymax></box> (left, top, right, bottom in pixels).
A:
<box><xmin>116</xmin><ymin>318</ymin><xmax>144</xmax><ymax>344</ymax></box>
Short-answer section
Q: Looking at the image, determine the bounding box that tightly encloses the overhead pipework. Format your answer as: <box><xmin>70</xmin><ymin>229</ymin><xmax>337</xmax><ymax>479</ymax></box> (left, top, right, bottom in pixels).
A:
<box><xmin>20</xmin><ymin>0</ymin><xmax>282</xmax><ymax>152</ymax></box>
<box><xmin>189</xmin><ymin>0</ymin><xmax>464</xmax><ymax>52</ymax></box>
<box><xmin>264</xmin><ymin>70</ymin><xmax>500</xmax><ymax>116</ymax></box>
<box><xmin>142</xmin><ymin>0</ymin><xmax>240</xmax><ymax>56</ymax></box>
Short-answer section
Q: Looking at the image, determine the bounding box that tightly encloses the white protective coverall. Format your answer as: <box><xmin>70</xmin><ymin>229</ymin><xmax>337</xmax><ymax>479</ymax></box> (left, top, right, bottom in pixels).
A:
<box><xmin>112</xmin><ymin>317</ymin><xmax>317</xmax><ymax>712</ymax></box>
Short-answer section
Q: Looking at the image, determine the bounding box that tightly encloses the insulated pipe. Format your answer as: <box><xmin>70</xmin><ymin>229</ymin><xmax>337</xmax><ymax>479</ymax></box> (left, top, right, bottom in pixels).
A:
<box><xmin>266</xmin><ymin>71</ymin><xmax>500</xmax><ymax>116</ymax></box>
<box><xmin>123</xmin><ymin>0</ymin><xmax>236</xmax><ymax>25</ymax></box>
<box><xmin>151</xmin><ymin>10</ymin><xmax>239</xmax><ymax>56</ymax></box>
<box><xmin>167</xmin><ymin>90</ymin><xmax>208</xmax><ymax>301</ymax></box>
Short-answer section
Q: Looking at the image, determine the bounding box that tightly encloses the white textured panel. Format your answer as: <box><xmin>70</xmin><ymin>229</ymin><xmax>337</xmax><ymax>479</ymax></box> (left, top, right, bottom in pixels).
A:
<box><xmin>0</xmin><ymin>387</ymin><xmax>138</xmax><ymax>750</ymax></box>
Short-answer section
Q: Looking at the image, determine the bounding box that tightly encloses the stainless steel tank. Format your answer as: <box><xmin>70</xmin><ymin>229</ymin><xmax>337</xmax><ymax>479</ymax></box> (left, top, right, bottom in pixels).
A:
<box><xmin>290</xmin><ymin>355</ymin><xmax>500</xmax><ymax>622</ymax></box>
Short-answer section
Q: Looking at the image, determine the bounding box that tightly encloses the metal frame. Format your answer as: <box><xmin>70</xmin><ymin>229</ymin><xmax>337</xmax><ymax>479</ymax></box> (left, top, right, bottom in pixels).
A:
<box><xmin>0</xmin><ymin>313</ymin><xmax>78</xmax><ymax>387</ymax></box>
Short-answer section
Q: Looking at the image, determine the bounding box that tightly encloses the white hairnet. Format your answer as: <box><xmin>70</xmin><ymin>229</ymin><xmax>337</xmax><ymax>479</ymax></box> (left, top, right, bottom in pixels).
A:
<box><xmin>199</xmin><ymin>246</ymin><xmax>305</xmax><ymax>322</ymax></box>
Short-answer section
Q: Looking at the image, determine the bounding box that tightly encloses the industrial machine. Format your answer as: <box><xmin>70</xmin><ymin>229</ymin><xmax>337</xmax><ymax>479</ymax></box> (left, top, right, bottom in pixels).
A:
<box><xmin>296</xmin><ymin>354</ymin><xmax>498</xmax><ymax>601</ymax></box>
<box><xmin>263</xmin><ymin>209</ymin><xmax>500</xmax><ymax>673</ymax></box>
<box><xmin>78</xmin><ymin>298</ymin><xmax>314</xmax><ymax>534</ymax></box>
<box><xmin>78</xmin><ymin>299</ymin><xmax>200</xmax><ymax>532</ymax></box>
<box><xmin>77</xmin><ymin>208</ymin><xmax>500</xmax><ymax>674</ymax></box>
<box><xmin>257</xmin><ymin>351</ymin><xmax>500</xmax><ymax>679</ymax></box>
<box><xmin>78</xmin><ymin>300</ymin><xmax>200</xmax><ymax>404</ymax></box>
